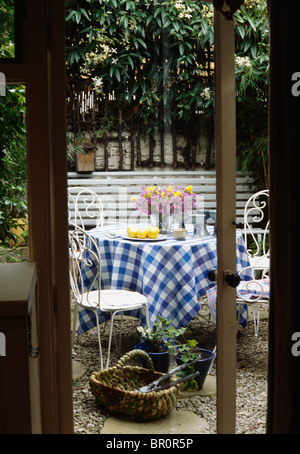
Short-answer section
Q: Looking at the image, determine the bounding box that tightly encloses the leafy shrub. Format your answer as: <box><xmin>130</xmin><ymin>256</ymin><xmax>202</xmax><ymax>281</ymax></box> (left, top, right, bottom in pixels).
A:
<box><xmin>0</xmin><ymin>86</ymin><xmax>28</xmax><ymax>246</ymax></box>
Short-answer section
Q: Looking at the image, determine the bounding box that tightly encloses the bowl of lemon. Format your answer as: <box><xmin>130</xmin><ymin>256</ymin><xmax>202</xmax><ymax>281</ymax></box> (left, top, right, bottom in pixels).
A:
<box><xmin>125</xmin><ymin>226</ymin><xmax>164</xmax><ymax>241</ymax></box>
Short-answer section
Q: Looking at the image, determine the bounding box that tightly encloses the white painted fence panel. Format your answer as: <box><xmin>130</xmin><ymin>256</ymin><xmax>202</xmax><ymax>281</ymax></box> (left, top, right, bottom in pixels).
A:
<box><xmin>68</xmin><ymin>171</ymin><xmax>254</xmax><ymax>227</ymax></box>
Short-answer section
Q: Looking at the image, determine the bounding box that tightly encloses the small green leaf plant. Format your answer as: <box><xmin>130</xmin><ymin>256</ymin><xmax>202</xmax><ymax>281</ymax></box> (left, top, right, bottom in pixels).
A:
<box><xmin>137</xmin><ymin>314</ymin><xmax>185</xmax><ymax>353</ymax></box>
<box><xmin>174</xmin><ymin>338</ymin><xmax>201</xmax><ymax>391</ymax></box>
<box><xmin>137</xmin><ymin>314</ymin><xmax>202</xmax><ymax>391</ymax></box>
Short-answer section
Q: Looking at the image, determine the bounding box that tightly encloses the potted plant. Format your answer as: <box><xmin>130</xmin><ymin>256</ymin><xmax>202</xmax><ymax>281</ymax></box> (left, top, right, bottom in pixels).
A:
<box><xmin>135</xmin><ymin>315</ymin><xmax>215</xmax><ymax>386</ymax></box>
<box><xmin>173</xmin><ymin>335</ymin><xmax>215</xmax><ymax>392</ymax></box>
<box><xmin>135</xmin><ymin>315</ymin><xmax>184</xmax><ymax>373</ymax></box>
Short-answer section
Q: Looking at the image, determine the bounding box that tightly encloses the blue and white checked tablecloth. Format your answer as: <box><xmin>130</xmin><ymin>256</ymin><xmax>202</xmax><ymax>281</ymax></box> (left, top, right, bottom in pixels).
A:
<box><xmin>77</xmin><ymin>224</ymin><xmax>251</xmax><ymax>334</ymax></box>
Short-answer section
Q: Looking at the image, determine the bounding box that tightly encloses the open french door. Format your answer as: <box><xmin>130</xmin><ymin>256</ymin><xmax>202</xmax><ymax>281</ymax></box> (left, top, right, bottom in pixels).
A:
<box><xmin>214</xmin><ymin>10</ymin><xmax>238</xmax><ymax>434</ymax></box>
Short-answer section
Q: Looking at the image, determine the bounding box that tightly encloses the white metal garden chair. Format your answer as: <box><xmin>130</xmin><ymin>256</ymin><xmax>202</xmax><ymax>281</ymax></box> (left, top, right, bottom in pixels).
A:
<box><xmin>206</xmin><ymin>190</ymin><xmax>270</xmax><ymax>336</ymax></box>
<box><xmin>237</xmin><ymin>189</ymin><xmax>270</xmax><ymax>335</ymax></box>
<box><xmin>69</xmin><ymin>225</ymin><xmax>150</xmax><ymax>369</ymax></box>
<box><xmin>236</xmin><ymin>265</ymin><xmax>269</xmax><ymax>336</ymax></box>
<box><xmin>242</xmin><ymin>189</ymin><xmax>269</xmax><ymax>269</ymax></box>
<box><xmin>68</xmin><ymin>187</ymin><xmax>104</xmax><ymax>229</ymax></box>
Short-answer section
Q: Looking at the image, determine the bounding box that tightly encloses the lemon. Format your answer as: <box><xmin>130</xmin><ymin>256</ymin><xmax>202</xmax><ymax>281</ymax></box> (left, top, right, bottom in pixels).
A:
<box><xmin>127</xmin><ymin>227</ymin><xmax>139</xmax><ymax>238</ymax></box>
<box><xmin>148</xmin><ymin>226</ymin><xmax>160</xmax><ymax>239</ymax></box>
<box><xmin>136</xmin><ymin>228</ymin><xmax>148</xmax><ymax>239</ymax></box>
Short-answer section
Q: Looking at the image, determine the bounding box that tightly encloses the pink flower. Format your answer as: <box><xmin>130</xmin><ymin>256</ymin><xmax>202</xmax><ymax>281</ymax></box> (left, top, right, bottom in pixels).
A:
<box><xmin>132</xmin><ymin>184</ymin><xmax>198</xmax><ymax>216</ymax></box>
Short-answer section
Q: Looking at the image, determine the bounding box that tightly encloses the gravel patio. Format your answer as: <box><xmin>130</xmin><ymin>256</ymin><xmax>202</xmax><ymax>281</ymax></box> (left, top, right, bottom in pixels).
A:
<box><xmin>72</xmin><ymin>299</ymin><xmax>268</xmax><ymax>434</ymax></box>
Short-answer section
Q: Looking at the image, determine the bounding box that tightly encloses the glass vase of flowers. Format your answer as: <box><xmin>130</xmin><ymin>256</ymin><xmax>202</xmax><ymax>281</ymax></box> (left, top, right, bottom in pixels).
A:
<box><xmin>131</xmin><ymin>184</ymin><xmax>197</xmax><ymax>234</ymax></box>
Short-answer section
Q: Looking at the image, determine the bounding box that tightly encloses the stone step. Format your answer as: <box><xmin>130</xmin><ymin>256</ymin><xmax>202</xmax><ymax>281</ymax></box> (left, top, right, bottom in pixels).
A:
<box><xmin>101</xmin><ymin>410</ymin><xmax>210</xmax><ymax>435</ymax></box>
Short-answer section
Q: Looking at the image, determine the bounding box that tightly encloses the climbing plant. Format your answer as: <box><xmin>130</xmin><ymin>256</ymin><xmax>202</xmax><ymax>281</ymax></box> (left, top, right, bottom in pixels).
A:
<box><xmin>65</xmin><ymin>0</ymin><xmax>215</xmax><ymax>168</ymax></box>
<box><xmin>234</xmin><ymin>0</ymin><xmax>269</xmax><ymax>189</ymax></box>
<box><xmin>0</xmin><ymin>86</ymin><xmax>27</xmax><ymax>246</ymax></box>
<box><xmin>0</xmin><ymin>1</ymin><xmax>28</xmax><ymax>246</ymax></box>
<box><xmin>65</xmin><ymin>0</ymin><xmax>269</xmax><ymax>182</ymax></box>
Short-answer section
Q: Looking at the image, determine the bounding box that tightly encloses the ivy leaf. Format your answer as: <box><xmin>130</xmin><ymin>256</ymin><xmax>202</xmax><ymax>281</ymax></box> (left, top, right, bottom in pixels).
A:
<box><xmin>184</xmin><ymin>379</ymin><xmax>198</xmax><ymax>392</ymax></box>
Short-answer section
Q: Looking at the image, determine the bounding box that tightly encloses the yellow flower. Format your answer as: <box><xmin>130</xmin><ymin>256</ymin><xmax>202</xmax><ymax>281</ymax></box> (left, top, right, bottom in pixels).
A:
<box><xmin>167</xmin><ymin>185</ymin><xmax>173</xmax><ymax>192</ymax></box>
<box><xmin>173</xmin><ymin>190</ymin><xmax>182</xmax><ymax>197</ymax></box>
<box><xmin>130</xmin><ymin>195</ymin><xmax>137</xmax><ymax>201</ymax></box>
<box><xmin>185</xmin><ymin>185</ymin><xmax>193</xmax><ymax>193</ymax></box>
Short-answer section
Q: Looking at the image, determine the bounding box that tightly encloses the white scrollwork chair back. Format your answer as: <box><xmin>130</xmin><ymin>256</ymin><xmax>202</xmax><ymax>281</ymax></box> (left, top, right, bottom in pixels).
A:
<box><xmin>243</xmin><ymin>189</ymin><xmax>269</xmax><ymax>269</ymax></box>
<box><xmin>68</xmin><ymin>187</ymin><xmax>104</xmax><ymax>230</ymax></box>
<box><xmin>237</xmin><ymin>189</ymin><xmax>270</xmax><ymax>335</ymax></box>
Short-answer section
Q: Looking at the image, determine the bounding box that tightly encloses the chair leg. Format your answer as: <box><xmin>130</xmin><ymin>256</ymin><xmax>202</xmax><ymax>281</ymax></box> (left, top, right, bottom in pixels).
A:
<box><xmin>252</xmin><ymin>305</ymin><xmax>260</xmax><ymax>336</ymax></box>
<box><xmin>110</xmin><ymin>312</ymin><xmax>119</xmax><ymax>351</ymax></box>
<box><xmin>102</xmin><ymin>320</ymin><xmax>108</xmax><ymax>335</ymax></box>
<box><xmin>144</xmin><ymin>305</ymin><xmax>150</xmax><ymax>327</ymax></box>
<box><xmin>71</xmin><ymin>304</ymin><xmax>79</xmax><ymax>348</ymax></box>
<box><xmin>94</xmin><ymin>310</ymin><xmax>104</xmax><ymax>370</ymax></box>
<box><xmin>106</xmin><ymin>311</ymin><xmax>118</xmax><ymax>369</ymax></box>
<box><xmin>106</xmin><ymin>306</ymin><xmax>149</xmax><ymax>369</ymax></box>
<box><xmin>236</xmin><ymin>303</ymin><xmax>243</xmax><ymax>325</ymax></box>
<box><xmin>118</xmin><ymin>312</ymin><xmax>124</xmax><ymax>354</ymax></box>
<box><xmin>102</xmin><ymin>317</ymin><xmax>117</xmax><ymax>349</ymax></box>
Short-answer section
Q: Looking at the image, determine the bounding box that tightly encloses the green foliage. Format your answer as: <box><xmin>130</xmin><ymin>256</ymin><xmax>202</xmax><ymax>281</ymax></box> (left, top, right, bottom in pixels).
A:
<box><xmin>65</xmin><ymin>0</ymin><xmax>214</xmax><ymax>138</ymax></box>
<box><xmin>170</xmin><ymin>328</ymin><xmax>203</xmax><ymax>392</ymax></box>
<box><xmin>234</xmin><ymin>0</ymin><xmax>269</xmax><ymax>189</ymax></box>
<box><xmin>0</xmin><ymin>86</ymin><xmax>28</xmax><ymax>246</ymax></box>
<box><xmin>137</xmin><ymin>314</ymin><xmax>203</xmax><ymax>392</ymax></box>
<box><xmin>65</xmin><ymin>0</ymin><xmax>269</xmax><ymax>182</ymax></box>
<box><xmin>0</xmin><ymin>0</ymin><xmax>15</xmax><ymax>58</ymax></box>
<box><xmin>66</xmin><ymin>131</ymin><xmax>88</xmax><ymax>169</ymax></box>
<box><xmin>137</xmin><ymin>314</ymin><xmax>186</xmax><ymax>353</ymax></box>
<box><xmin>176</xmin><ymin>338</ymin><xmax>200</xmax><ymax>362</ymax></box>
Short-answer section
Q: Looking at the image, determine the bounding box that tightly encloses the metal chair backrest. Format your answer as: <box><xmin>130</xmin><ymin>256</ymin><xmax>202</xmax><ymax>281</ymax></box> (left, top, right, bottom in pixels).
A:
<box><xmin>68</xmin><ymin>187</ymin><xmax>104</xmax><ymax>229</ymax></box>
<box><xmin>243</xmin><ymin>189</ymin><xmax>269</xmax><ymax>262</ymax></box>
<box><xmin>68</xmin><ymin>225</ymin><xmax>101</xmax><ymax>309</ymax></box>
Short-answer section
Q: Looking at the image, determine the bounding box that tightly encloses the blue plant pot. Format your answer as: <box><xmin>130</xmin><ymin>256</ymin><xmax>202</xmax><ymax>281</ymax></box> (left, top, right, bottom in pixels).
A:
<box><xmin>175</xmin><ymin>348</ymin><xmax>215</xmax><ymax>390</ymax></box>
<box><xmin>134</xmin><ymin>342</ymin><xmax>170</xmax><ymax>373</ymax></box>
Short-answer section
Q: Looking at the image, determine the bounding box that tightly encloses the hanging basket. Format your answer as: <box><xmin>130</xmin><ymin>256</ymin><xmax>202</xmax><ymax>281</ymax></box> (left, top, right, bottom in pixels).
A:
<box><xmin>89</xmin><ymin>350</ymin><xmax>180</xmax><ymax>420</ymax></box>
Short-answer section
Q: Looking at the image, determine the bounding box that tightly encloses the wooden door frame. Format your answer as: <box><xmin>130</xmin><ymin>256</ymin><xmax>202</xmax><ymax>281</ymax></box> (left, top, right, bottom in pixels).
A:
<box><xmin>214</xmin><ymin>11</ymin><xmax>238</xmax><ymax>434</ymax></box>
<box><xmin>1</xmin><ymin>0</ymin><xmax>73</xmax><ymax>433</ymax></box>
<box><xmin>1</xmin><ymin>0</ymin><xmax>242</xmax><ymax>434</ymax></box>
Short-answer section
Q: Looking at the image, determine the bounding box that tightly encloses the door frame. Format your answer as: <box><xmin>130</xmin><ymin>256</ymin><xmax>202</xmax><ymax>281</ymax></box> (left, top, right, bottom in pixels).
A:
<box><xmin>1</xmin><ymin>0</ymin><xmax>242</xmax><ymax>434</ymax></box>
<box><xmin>1</xmin><ymin>0</ymin><xmax>73</xmax><ymax>433</ymax></box>
<box><xmin>214</xmin><ymin>10</ymin><xmax>238</xmax><ymax>434</ymax></box>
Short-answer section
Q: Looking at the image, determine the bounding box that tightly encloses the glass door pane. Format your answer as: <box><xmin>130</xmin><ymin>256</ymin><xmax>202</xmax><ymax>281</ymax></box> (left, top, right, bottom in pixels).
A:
<box><xmin>0</xmin><ymin>0</ymin><xmax>15</xmax><ymax>59</ymax></box>
<box><xmin>0</xmin><ymin>84</ymin><xmax>28</xmax><ymax>263</ymax></box>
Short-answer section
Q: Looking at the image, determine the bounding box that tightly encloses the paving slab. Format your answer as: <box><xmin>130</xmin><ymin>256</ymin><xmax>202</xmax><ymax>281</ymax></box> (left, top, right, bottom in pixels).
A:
<box><xmin>72</xmin><ymin>359</ymin><xmax>87</xmax><ymax>380</ymax></box>
<box><xmin>101</xmin><ymin>410</ymin><xmax>209</xmax><ymax>434</ymax></box>
<box><xmin>178</xmin><ymin>374</ymin><xmax>216</xmax><ymax>398</ymax></box>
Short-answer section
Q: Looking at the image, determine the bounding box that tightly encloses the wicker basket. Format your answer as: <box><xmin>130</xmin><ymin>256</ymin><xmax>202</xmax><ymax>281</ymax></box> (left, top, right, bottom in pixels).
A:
<box><xmin>89</xmin><ymin>349</ymin><xmax>180</xmax><ymax>420</ymax></box>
